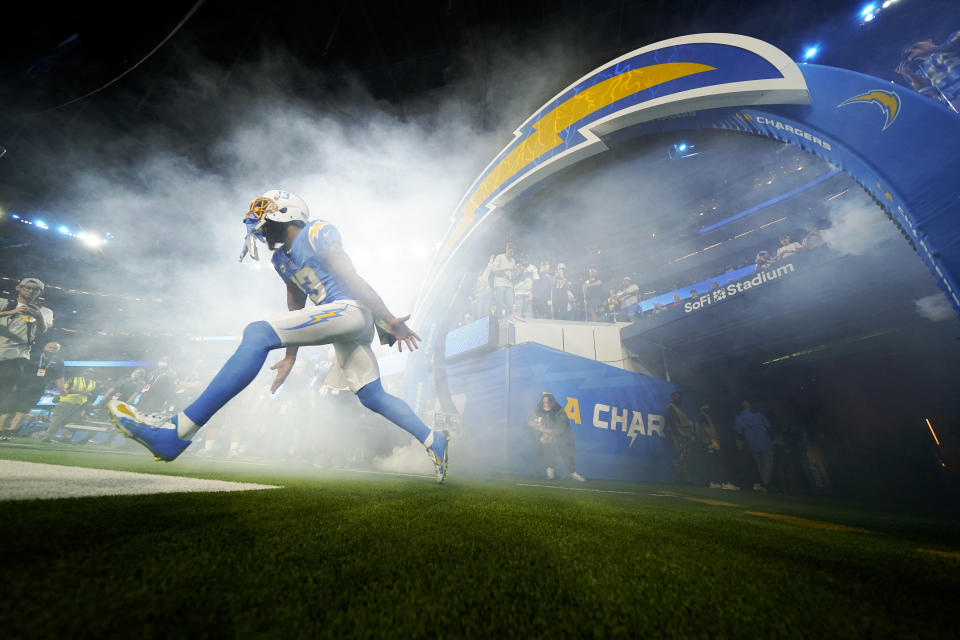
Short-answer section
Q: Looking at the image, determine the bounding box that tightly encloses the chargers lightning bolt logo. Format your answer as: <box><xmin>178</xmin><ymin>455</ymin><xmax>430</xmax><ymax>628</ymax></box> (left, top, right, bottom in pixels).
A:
<box><xmin>282</xmin><ymin>305</ymin><xmax>348</xmax><ymax>330</ymax></box>
<box><xmin>837</xmin><ymin>90</ymin><xmax>901</xmax><ymax>131</ymax></box>
<box><xmin>308</xmin><ymin>221</ymin><xmax>328</xmax><ymax>248</ymax></box>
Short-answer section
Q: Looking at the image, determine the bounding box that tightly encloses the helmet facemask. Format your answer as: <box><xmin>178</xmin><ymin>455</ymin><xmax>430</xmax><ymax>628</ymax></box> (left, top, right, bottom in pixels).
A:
<box><xmin>240</xmin><ymin>190</ymin><xmax>309</xmax><ymax>261</ymax></box>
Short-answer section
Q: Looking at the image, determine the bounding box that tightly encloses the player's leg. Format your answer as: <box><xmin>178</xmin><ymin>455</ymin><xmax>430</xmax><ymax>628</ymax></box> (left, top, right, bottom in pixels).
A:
<box><xmin>333</xmin><ymin>334</ymin><xmax>449</xmax><ymax>482</ymax></box>
<box><xmin>107</xmin><ymin>318</ymin><xmax>284</xmax><ymax>460</ymax></box>
<box><xmin>178</xmin><ymin>321</ymin><xmax>281</xmax><ymax>433</ymax></box>
<box><xmin>109</xmin><ymin>302</ymin><xmax>371</xmax><ymax>461</ymax></box>
<box><xmin>179</xmin><ymin>303</ymin><xmax>374</xmax><ymax>434</ymax></box>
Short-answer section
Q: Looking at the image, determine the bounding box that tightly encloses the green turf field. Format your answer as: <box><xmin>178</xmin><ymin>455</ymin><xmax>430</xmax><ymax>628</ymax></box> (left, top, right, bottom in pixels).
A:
<box><xmin>1</xmin><ymin>444</ymin><xmax>958</xmax><ymax>638</ymax></box>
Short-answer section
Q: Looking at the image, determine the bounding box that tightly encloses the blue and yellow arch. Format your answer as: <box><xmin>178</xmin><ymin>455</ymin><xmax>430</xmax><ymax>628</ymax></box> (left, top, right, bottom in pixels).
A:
<box><xmin>416</xmin><ymin>33</ymin><xmax>960</xmax><ymax>331</ymax></box>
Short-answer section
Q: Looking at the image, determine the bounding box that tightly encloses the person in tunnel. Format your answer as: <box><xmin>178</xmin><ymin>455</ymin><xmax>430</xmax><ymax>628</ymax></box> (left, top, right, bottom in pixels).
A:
<box><xmin>664</xmin><ymin>391</ymin><xmax>697</xmax><ymax>484</ymax></box>
<box><xmin>735</xmin><ymin>400</ymin><xmax>775</xmax><ymax>492</ymax></box>
<box><xmin>527</xmin><ymin>392</ymin><xmax>585</xmax><ymax>482</ymax></box>
<box><xmin>107</xmin><ymin>190</ymin><xmax>449</xmax><ymax>482</ymax></box>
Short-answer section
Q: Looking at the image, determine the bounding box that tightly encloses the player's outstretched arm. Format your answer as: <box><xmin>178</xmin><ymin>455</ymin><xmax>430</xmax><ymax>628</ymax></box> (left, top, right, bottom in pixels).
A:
<box><xmin>326</xmin><ymin>242</ymin><xmax>421</xmax><ymax>352</ymax></box>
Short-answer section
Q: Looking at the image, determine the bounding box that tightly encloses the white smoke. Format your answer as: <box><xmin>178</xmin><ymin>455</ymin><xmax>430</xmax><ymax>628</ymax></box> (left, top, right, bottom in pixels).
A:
<box><xmin>820</xmin><ymin>197</ymin><xmax>900</xmax><ymax>256</ymax></box>
<box><xmin>373</xmin><ymin>439</ymin><xmax>436</xmax><ymax>475</ymax></box>
<box><xmin>34</xmin><ymin>37</ymin><xmax>576</xmax><ymax>465</ymax></box>
<box><xmin>915</xmin><ymin>293</ymin><xmax>955</xmax><ymax>322</ymax></box>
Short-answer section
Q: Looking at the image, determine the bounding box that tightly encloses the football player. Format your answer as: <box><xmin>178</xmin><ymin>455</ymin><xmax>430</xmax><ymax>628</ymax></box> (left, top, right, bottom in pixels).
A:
<box><xmin>108</xmin><ymin>190</ymin><xmax>449</xmax><ymax>482</ymax></box>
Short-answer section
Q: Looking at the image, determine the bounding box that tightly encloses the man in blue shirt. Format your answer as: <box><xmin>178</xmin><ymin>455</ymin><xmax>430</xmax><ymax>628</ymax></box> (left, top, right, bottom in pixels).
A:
<box><xmin>108</xmin><ymin>190</ymin><xmax>449</xmax><ymax>482</ymax></box>
<box><xmin>734</xmin><ymin>400</ymin><xmax>773</xmax><ymax>492</ymax></box>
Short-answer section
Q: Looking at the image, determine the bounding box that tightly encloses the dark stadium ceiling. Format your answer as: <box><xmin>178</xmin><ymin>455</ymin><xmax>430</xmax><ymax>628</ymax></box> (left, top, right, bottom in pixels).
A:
<box><xmin>0</xmin><ymin>0</ymin><xmax>952</xmax><ymax>258</ymax></box>
<box><xmin>0</xmin><ymin>1</ymin><xmax>841</xmax><ymax>111</ymax></box>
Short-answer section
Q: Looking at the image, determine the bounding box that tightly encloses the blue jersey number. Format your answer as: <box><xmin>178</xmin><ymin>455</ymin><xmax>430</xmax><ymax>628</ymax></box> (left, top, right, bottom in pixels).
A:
<box><xmin>293</xmin><ymin>266</ymin><xmax>327</xmax><ymax>304</ymax></box>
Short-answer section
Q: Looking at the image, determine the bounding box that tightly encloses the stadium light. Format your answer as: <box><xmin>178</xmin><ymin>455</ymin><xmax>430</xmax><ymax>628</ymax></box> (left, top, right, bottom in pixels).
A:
<box><xmin>677</xmin><ymin>143</ymin><xmax>688</xmax><ymax>152</ymax></box>
<box><xmin>860</xmin><ymin>3</ymin><xmax>877</xmax><ymax>16</ymax></box>
<box><xmin>11</xmin><ymin>213</ymin><xmax>19</xmax><ymax>220</ymax></box>
<box><xmin>81</xmin><ymin>232</ymin><xmax>102</xmax><ymax>248</ymax></box>
<box><xmin>863</xmin><ymin>12</ymin><xmax>875</xmax><ymax>21</ymax></box>
<box><xmin>34</xmin><ymin>219</ymin><xmax>48</xmax><ymax>229</ymax></box>
<box><xmin>58</xmin><ymin>225</ymin><xmax>70</xmax><ymax>234</ymax></box>
<box><xmin>803</xmin><ymin>46</ymin><xmax>819</xmax><ymax>61</ymax></box>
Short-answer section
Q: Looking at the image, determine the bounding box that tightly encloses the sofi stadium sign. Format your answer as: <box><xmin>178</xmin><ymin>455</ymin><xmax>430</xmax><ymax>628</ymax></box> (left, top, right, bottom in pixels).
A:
<box><xmin>684</xmin><ymin>262</ymin><xmax>796</xmax><ymax>313</ymax></box>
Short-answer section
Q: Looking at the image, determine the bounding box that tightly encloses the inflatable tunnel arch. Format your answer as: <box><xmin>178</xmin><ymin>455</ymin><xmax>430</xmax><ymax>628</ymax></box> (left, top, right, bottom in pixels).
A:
<box><xmin>415</xmin><ymin>33</ymin><xmax>960</xmax><ymax>333</ymax></box>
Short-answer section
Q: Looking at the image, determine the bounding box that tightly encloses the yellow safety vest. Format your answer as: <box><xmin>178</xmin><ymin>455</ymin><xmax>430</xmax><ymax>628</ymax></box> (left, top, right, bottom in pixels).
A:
<box><xmin>60</xmin><ymin>376</ymin><xmax>97</xmax><ymax>405</ymax></box>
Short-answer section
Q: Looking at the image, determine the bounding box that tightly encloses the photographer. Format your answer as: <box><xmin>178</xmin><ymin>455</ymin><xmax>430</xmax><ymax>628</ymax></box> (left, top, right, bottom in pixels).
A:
<box><xmin>0</xmin><ymin>341</ymin><xmax>64</xmax><ymax>438</ymax></box>
<box><xmin>526</xmin><ymin>392</ymin><xmax>585</xmax><ymax>482</ymax></box>
<box><xmin>0</xmin><ymin>278</ymin><xmax>54</xmax><ymax>431</ymax></box>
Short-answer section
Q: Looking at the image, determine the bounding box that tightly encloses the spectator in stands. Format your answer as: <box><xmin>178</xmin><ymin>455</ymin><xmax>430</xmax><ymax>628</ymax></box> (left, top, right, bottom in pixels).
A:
<box><xmin>513</xmin><ymin>253</ymin><xmax>539</xmax><ymax>318</ymax></box>
<box><xmin>616</xmin><ymin>277</ymin><xmax>640</xmax><ymax>321</ymax></box>
<box><xmin>551</xmin><ymin>264</ymin><xmax>573</xmax><ymax>320</ymax></box>
<box><xmin>652</xmin><ymin>302</ymin><xmax>666</xmax><ymax>314</ymax></box>
<box><xmin>775</xmin><ymin>234</ymin><xmax>802</xmax><ymax>261</ymax></box>
<box><xmin>801</xmin><ymin>224</ymin><xmax>824</xmax><ymax>251</ymax></box>
<box><xmin>491</xmin><ymin>242</ymin><xmax>520</xmax><ymax>317</ymax></box>
<box><xmin>664</xmin><ymin>391</ymin><xmax>696</xmax><ymax>484</ymax></box>
<box><xmin>526</xmin><ymin>392</ymin><xmax>585</xmax><ymax>482</ymax></box>
<box><xmin>755</xmin><ymin>250</ymin><xmax>775</xmax><ymax>272</ymax></box>
<box><xmin>696</xmin><ymin>403</ymin><xmax>738</xmax><ymax>490</ymax></box>
<box><xmin>172</xmin><ymin>359</ymin><xmax>210</xmax><ymax>414</ymax></box>
<box><xmin>668</xmin><ymin>294</ymin><xmax>683</xmax><ymax>308</ymax></box>
<box><xmin>896</xmin><ymin>31</ymin><xmax>960</xmax><ymax>113</ymax></box>
<box><xmin>138</xmin><ymin>355</ymin><xmax>178</xmax><ymax>414</ymax></box>
<box><xmin>583</xmin><ymin>266</ymin><xmax>605</xmax><ymax>322</ymax></box>
<box><xmin>103</xmin><ymin>368</ymin><xmax>148</xmax><ymax>405</ymax></box>
<box><xmin>689</xmin><ymin>289</ymin><xmax>699</xmax><ymax>300</ymax></box>
<box><xmin>531</xmin><ymin>261</ymin><xmax>553</xmax><ymax>319</ymax></box>
<box><xmin>43</xmin><ymin>368</ymin><xmax>98</xmax><ymax>442</ymax></box>
<box><xmin>472</xmin><ymin>255</ymin><xmax>495</xmax><ymax>319</ymax></box>
<box><xmin>734</xmin><ymin>400</ymin><xmax>775</xmax><ymax>492</ymax></box>
<box><xmin>0</xmin><ymin>278</ymin><xmax>54</xmax><ymax>433</ymax></box>
<box><xmin>604</xmin><ymin>288</ymin><xmax>620</xmax><ymax>322</ymax></box>
<box><xmin>0</xmin><ymin>341</ymin><xmax>64</xmax><ymax>438</ymax></box>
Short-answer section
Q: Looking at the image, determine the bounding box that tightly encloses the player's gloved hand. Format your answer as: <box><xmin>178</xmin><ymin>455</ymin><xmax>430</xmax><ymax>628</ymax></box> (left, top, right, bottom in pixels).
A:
<box><xmin>387</xmin><ymin>315</ymin><xmax>421</xmax><ymax>352</ymax></box>
<box><xmin>270</xmin><ymin>355</ymin><xmax>296</xmax><ymax>392</ymax></box>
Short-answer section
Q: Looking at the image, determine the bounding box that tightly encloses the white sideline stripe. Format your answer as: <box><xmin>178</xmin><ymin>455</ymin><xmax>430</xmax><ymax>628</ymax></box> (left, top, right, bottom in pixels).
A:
<box><xmin>0</xmin><ymin>460</ymin><xmax>280</xmax><ymax>502</ymax></box>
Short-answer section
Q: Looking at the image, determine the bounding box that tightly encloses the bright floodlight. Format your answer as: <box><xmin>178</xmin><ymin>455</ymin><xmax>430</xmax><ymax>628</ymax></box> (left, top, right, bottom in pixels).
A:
<box><xmin>860</xmin><ymin>3</ymin><xmax>877</xmax><ymax>16</ymax></box>
<box><xmin>58</xmin><ymin>225</ymin><xmax>70</xmax><ymax>234</ymax></box>
<box><xmin>82</xmin><ymin>233</ymin><xmax>102</xmax><ymax>248</ymax></box>
<box><xmin>864</xmin><ymin>12</ymin><xmax>875</xmax><ymax>21</ymax></box>
<box><xmin>678</xmin><ymin>143</ymin><xmax>688</xmax><ymax>152</ymax></box>
<box><xmin>35</xmin><ymin>220</ymin><xmax>48</xmax><ymax>229</ymax></box>
<box><xmin>803</xmin><ymin>46</ymin><xmax>819</xmax><ymax>61</ymax></box>
<box><xmin>11</xmin><ymin>213</ymin><xmax>19</xmax><ymax>220</ymax></box>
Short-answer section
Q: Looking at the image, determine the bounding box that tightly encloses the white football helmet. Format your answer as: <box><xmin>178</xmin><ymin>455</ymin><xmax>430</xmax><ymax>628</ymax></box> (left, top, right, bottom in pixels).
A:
<box><xmin>246</xmin><ymin>189</ymin><xmax>309</xmax><ymax>229</ymax></box>
<box><xmin>241</xmin><ymin>190</ymin><xmax>310</xmax><ymax>261</ymax></box>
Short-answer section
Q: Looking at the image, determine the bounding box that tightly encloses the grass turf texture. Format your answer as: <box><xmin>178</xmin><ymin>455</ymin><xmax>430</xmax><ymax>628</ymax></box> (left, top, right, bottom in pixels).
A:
<box><xmin>1</xmin><ymin>444</ymin><xmax>958</xmax><ymax>638</ymax></box>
